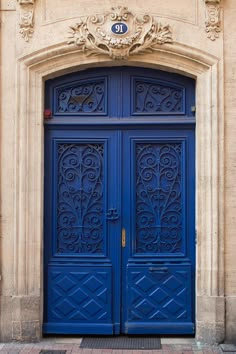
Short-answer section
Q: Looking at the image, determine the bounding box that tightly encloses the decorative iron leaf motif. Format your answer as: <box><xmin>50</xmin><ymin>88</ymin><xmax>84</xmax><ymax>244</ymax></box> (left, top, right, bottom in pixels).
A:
<box><xmin>56</xmin><ymin>79</ymin><xmax>106</xmax><ymax>114</ymax></box>
<box><xmin>134</xmin><ymin>80</ymin><xmax>184</xmax><ymax>114</ymax></box>
<box><xmin>57</xmin><ymin>143</ymin><xmax>104</xmax><ymax>254</ymax></box>
<box><xmin>136</xmin><ymin>143</ymin><xmax>183</xmax><ymax>254</ymax></box>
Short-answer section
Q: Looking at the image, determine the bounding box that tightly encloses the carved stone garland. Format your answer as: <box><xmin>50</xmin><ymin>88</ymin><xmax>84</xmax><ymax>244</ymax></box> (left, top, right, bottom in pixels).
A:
<box><xmin>205</xmin><ymin>0</ymin><xmax>222</xmax><ymax>41</ymax></box>
<box><xmin>68</xmin><ymin>7</ymin><xmax>173</xmax><ymax>59</ymax></box>
<box><xmin>17</xmin><ymin>0</ymin><xmax>36</xmax><ymax>42</ymax></box>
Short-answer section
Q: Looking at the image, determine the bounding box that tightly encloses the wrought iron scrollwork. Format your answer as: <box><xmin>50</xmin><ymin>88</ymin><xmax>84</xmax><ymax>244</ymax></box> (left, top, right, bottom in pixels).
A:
<box><xmin>56</xmin><ymin>79</ymin><xmax>106</xmax><ymax>114</ymax></box>
<box><xmin>134</xmin><ymin>79</ymin><xmax>184</xmax><ymax>114</ymax></box>
<box><xmin>56</xmin><ymin>143</ymin><xmax>104</xmax><ymax>254</ymax></box>
<box><xmin>135</xmin><ymin>143</ymin><xmax>183</xmax><ymax>254</ymax></box>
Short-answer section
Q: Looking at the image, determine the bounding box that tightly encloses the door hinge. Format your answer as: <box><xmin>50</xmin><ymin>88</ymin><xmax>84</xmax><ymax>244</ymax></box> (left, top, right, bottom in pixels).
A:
<box><xmin>122</xmin><ymin>228</ymin><xmax>126</xmax><ymax>248</ymax></box>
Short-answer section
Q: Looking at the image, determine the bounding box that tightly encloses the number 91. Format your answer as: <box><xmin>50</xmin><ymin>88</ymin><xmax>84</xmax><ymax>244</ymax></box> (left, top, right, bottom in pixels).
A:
<box><xmin>115</xmin><ymin>24</ymin><xmax>124</xmax><ymax>33</ymax></box>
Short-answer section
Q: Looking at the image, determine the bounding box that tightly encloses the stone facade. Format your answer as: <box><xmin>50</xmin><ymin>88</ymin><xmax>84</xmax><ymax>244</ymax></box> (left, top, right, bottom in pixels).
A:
<box><xmin>0</xmin><ymin>0</ymin><xmax>235</xmax><ymax>344</ymax></box>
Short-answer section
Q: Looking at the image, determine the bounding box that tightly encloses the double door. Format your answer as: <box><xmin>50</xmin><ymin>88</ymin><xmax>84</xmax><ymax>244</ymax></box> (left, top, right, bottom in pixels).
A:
<box><xmin>44</xmin><ymin>126</ymin><xmax>195</xmax><ymax>335</ymax></box>
<box><xmin>43</xmin><ymin>67</ymin><xmax>195</xmax><ymax>335</ymax></box>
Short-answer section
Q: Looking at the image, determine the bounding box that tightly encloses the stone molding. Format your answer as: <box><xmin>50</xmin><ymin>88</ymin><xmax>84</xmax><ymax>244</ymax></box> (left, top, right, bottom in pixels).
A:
<box><xmin>17</xmin><ymin>0</ymin><xmax>36</xmax><ymax>42</ymax></box>
<box><xmin>205</xmin><ymin>0</ymin><xmax>222</xmax><ymax>41</ymax></box>
<box><xmin>16</xmin><ymin>2</ymin><xmax>224</xmax><ymax>44</ymax></box>
<box><xmin>68</xmin><ymin>7</ymin><xmax>173</xmax><ymax>59</ymax></box>
<box><xmin>9</xmin><ymin>41</ymin><xmax>225</xmax><ymax>342</ymax></box>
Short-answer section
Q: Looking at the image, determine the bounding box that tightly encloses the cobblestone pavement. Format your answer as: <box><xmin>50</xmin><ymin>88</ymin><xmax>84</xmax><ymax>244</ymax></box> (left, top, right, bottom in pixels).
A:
<box><xmin>0</xmin><ymin>338</ymin><xmax>226</xmax><ymax>354</ymax></box>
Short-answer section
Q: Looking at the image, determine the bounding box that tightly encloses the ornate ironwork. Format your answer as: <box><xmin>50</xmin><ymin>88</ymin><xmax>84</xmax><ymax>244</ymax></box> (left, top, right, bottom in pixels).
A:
<box><xmin>135</xmin><ymin>143</ymin><xmax>183</xmax><ymax>254</ymax></box>
<box><xmin>56</xmin><ymin>143</ymin><xmax>104</xmax><ymax>254</ymax></box>
<box><xmin>134</xmin><ymin>79</ymin><xmax>184</xmax><ymax>114</ymax></box>
<box><xmin>56</xmin><ymin>79</ymin><xmax>106</xmax><ymax>114</ymax></box>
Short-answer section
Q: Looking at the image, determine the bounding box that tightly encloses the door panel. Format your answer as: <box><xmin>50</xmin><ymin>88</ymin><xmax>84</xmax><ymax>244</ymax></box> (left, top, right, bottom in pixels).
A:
<box><xmin>122</xmin><ymin>129</ymin><xmax>195</xmax><ymax>334</ymax></box>
<box><xmin>44</xmin><ymin>129</ymin><xmax>121</xmax><ymax>334</ymax></box>
<box><xmin>125</xmin><ymin>265</ymin><xmax>193</xmax><ymax>334</ymax></box>
<box><xmin>45</xmin><ymin>266</ymin><xmax>113</xmax><ymax>334</ymax></box>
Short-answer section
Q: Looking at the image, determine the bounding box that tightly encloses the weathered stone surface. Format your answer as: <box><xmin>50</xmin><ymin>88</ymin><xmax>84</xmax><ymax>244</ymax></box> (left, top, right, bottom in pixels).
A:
<box><xmin>12</xmin><ymin>296</ymin><xmax>40</xmax><ymax>322</ymax></box>
<box><xmin>197</xmin><ymin>296</ymin><xmax>225</xmax><ymax>323</ymax></box>
<box><xmin>0</xmin><ymin>0</ymin><xmax>16</xmax><ymax>10</ymax></box>
<box><xmin>0</xmin><ymin>297</ymin><xmax>13</xmax><ymax>341</ymax></box>
<box><xmin>0</xmin><ymin>0</ymin><xmax>235</xmax><ymax>344</ymax></box>
<box><xmin>221</xmin><ymin>343</ymin><xmax>236</xmax><ymax>352</ymax></box>
<box><xmin>225</xmin><ymin>297</ymin><xmax>236</xmax><ymax>343</ymax></box>
<box><xmin>196</xmin><ymin>296</ymin><xmax>225</xmax><ymax>344</ymax></box>
<box><xmin>197</xmin><ymin>322</ymin><xmax>225</xmax><ymax>345</ymax></box>
<box><xmin>12</xmin><ymin>320</ymin><xmax>40</xmax><ymax>342</ymax></box>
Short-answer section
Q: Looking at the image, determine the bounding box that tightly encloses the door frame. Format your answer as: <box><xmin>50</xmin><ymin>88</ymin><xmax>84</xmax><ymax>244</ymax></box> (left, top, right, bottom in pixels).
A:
<box><xmin>14</xmin><ymin>43</ymin><xmax>225</xmax><ymax>343</ymax></box>
<box><xmin>43</xmin><ymin>67</ymin><xmax>196</xmax><ymax>334</ymax></box>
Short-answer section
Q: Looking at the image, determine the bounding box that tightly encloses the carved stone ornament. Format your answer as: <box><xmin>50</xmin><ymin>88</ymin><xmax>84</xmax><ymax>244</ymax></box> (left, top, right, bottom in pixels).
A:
<box><xmin>205</xmin><ymin>0</ymin><xmax>222</xmax><ymax>41</ymax></box>
<box><xmin>68</xmin><ymin>7</ymin><xmax>173</xmax><ymax>59</ymax></box>
<box><xmin>17</xmin><ymin>0</ymin><xmax>36</xmax><ymax>42</ymax></box>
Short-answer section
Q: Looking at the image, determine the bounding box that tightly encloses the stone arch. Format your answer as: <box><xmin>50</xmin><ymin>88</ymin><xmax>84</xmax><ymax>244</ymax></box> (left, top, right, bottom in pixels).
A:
<box><xmin>13</xmin><ymin>42</ymin><xmax>224</xmax><ymax>343</ymax></box>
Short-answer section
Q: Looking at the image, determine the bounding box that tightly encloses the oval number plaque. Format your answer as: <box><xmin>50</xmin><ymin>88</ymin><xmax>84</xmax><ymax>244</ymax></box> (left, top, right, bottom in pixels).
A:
<box><xmin>111</xmin><ymin>22</ymin><xmax>128</xmax><ymax>35</ymax></box>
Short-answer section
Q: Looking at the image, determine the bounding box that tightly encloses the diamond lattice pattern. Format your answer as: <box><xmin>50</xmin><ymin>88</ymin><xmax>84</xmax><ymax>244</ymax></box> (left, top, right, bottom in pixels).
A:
<box><xmin>48</xmin><ymin>268</ymin><xmax>111</xmax><ymax>322</ymax></box>
<box><xmin>127</xmin><ymin>266</ymin><xmax>191</xmax><ymax>322</ymax></box>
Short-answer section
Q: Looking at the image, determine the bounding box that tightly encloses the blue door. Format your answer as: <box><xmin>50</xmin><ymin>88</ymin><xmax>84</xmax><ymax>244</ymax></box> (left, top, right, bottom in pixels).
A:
<box><xmin>43</xmin><ymin>67</ymin><xmax>195</xmax><ymax>335</ymax></box>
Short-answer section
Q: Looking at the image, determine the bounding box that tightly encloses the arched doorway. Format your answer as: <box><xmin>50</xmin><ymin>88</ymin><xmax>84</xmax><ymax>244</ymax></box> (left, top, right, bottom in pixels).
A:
<box><xmin>43</xmin><ymin>66</ymin><xmax>195</xmax><ymax>335</ymax></box>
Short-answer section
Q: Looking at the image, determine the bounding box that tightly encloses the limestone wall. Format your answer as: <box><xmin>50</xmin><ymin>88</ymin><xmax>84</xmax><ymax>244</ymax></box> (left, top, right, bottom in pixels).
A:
<box><xmin>224</xmin><ymin>0</ymin><xmax>236</xmax><ymax>343</ymax></box>
<box><xmin>0</xmin><ymin>0</ymin><xmax>234</xmax><ymax>344</ymax></box>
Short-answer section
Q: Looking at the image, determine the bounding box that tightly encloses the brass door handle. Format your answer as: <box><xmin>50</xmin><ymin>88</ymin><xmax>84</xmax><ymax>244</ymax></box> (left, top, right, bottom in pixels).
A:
<box><xmin>122</xmin><ymin>228</ymin><xmax>126</xmax><ymax>248</ymax></box>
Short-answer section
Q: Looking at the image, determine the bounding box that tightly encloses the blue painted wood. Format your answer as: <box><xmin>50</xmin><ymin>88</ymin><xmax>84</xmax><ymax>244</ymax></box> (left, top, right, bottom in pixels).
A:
<box><xmin>44</xmin><ymin>129</ymin><xmax>121</xmax><ymax>334</ymax></box>
<box><xmin>124</xmin><ymin>264</ymin><xmax>193</xmax><ymax>333</ymax></box>
<box><xmin>121</xmin><ymin>128</ymin><xmax>195</xmax><ymax>334</ymax></box>
<box><xmin>44</xmin><ymin>67</ymin><xmax>195</xmax><ymax>335</ymax></box>
<box><xmin>44</xmin><ymin>265</ymin><xmax>113</xmax><ymax>333</ymax></box>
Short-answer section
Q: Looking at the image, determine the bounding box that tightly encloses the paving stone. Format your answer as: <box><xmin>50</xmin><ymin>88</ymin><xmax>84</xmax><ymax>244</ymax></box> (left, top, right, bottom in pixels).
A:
<box><xmin>220</xmin><ymin>344</ymin><xmax>236</xmax><ymax>352</ymax></box>
<box><xmin>0</xmin><ymin>341</ymin><xmax>226</xmax><ymax>354</ymax></box>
